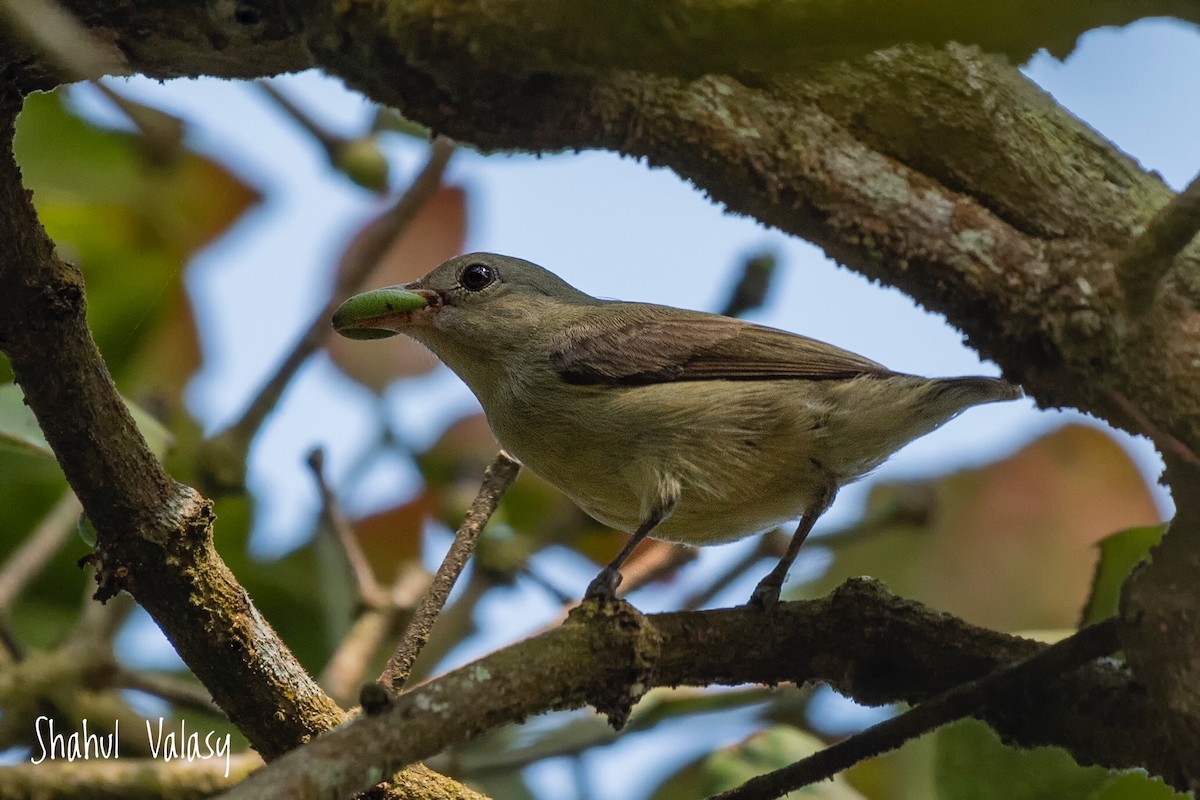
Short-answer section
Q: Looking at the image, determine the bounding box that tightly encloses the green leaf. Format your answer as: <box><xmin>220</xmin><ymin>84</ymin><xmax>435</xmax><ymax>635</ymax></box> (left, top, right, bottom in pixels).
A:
<box><xmin>1081</xmin><ymin>524</ymin><xmax>1167</xmax><ymax>625</ymax></box>
<box><xmin>653</xmin><ymin>726</ymin><xmax>867</xmax><ymax>800</ymax></box>
<box><xmin>0</xmin><ymin>383</ymin><xmax>172</xmax><ymax>459</ymax></box>
<box><xmin>13</xmin><ymin>89</ymin><xmax>260</xmax><ymax>400</ymax></box>
<box><xmin>0</xmin><ymin>383</ymin><xmax>56</xmax><ymax>457</ymax></box>
<box><xmin>935</xmin><ymin>719</ymin><xmax>1184</xmax><ymax>800</ymax></box>
<box><xmin>371</xmin><ymin>107</ymin><xmax>432</xmax><ymax>140</ymax></box>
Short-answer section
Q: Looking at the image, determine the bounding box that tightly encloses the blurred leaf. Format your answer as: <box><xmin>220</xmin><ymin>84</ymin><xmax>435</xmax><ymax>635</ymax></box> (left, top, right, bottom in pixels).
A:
<box><xmin>653</xmin><ymin>726</ymin><xmax>867</xmax><ymax>800</ymax></box>
<box><xmin>327</xmin><ymin>184</ymin><xmax>467</xmax><ymax>391</ymax></box>
<box><xmin>13</xmin><ymin>89</ymin><xmax>260</xmax><ymax>404</ymax></box>
<box><xmin>463</xmin><ymin>771</ymin><xmax>536</xmax><ymax>800</ymax></box>
<box><xmin>350</xmin><ymin>494</ymin><xmax>431</xmax><ymax>581</ymax></box>
<box><xmin>1081</xmin><ymin>524</ymin><xmax>1166</xmax><ymax>625</ymax></box>
<box><xmin>844</xmin><ymin>730</ymin><xmax>937</xmax><ymax>800</ymax></box>
<box><xmin>0</xmin><ymin>383</ymin><xmax>172</xmax><ymax>459</ymax></box>
<box><xmin>1094</xmin><ymin>772</ymin><xmax>1190</xmax><ymax>800</ymax></box>
<box><xmin>802</xmin><ymin>425</ymin><xmax>1161</xmax><ymax>631</ymax></box>
<box><xmin>372</xmin><ymin>107</ymin><xmax>432</xmax><ymax>140</ymax></box>
<box><xmin>935</xmin><ymin>719</ymin><xmax>1184</xmax><ymax>800</ymax></box>
<box><xmin>0</xmin><ymin>383</ymin><xmax>55</xmax><ymax>457</ymax></box>
<box><xmin>332</xmin><ymin>136</ymin><xmax>391</xmax><ymax>193</ymax></box>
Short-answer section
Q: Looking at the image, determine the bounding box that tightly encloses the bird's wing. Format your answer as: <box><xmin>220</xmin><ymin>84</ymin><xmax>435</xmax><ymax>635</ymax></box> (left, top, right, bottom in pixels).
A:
<box><xmin>550</xmin><ymin>304</ymin><xmax>893</xmax><ymax>387</ymax></box>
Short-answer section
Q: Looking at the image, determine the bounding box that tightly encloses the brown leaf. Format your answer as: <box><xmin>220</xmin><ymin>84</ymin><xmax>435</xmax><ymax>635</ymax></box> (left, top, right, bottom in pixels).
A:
<box><xmin>804</xmin><ymin>424</ymin><xmax>1162</xmax><ymax>631</ymax></box>
<box><xmin>328</xmin><ymin>185</ymin><xmax>467</xmax><ymax>391</ymax></box>
<box><xmin>352</xmin><ymin>494</ymin><xmax>433</xmax><ymax>579</ymax></box>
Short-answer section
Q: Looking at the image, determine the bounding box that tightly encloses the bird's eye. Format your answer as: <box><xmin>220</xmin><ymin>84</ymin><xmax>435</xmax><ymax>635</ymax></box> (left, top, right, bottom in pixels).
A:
<box><xmin>459</xmin><ymin>263</ymin><xmax>496</xmax><ymax>292</ymax></box>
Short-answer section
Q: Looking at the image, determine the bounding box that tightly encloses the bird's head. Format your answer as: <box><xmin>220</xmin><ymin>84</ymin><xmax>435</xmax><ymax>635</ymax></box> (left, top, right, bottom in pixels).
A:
<box><xmin>332</xmin><ymin>252</ymin><xmax>591</xmax><ymax>345</ymax></box>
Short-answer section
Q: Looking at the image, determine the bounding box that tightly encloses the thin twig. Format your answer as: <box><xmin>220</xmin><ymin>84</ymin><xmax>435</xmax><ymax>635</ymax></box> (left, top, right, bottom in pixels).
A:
<box><xmin>114</xmin><ymin>668</ymin><xmax>223</xmax><ymax>716</ymax></box>
<box><xmin>0</xmin><ymin>0</ymin><xmax>125</xmax><ymax>80</ymax></box>
<box><xmin>707</xmin><ymin>618</ymin><xmax>1121</xmax><ymax>800</ymax></box>
<box><xmin>1106</xmin><ymin>387</ymin><xmax>1200</xmax><ymax>467</ymax></box>
<box><xmin>73</xmin><ymin>583</ymin><xmax>135</xmax><ymax>643</ymax></box>
<box><xmin>202</xmin><ymin>138</ymin><xmax>455</xmax><ymax>490</ymax></box>
<box><xmin>257</xmin><ymin>80</ymin><xmax>340</xmax><ymax>153</ymax></box>
<box><xmin>0</xmin><ymin>490</ymin><xmax>82</xmax><ymax>613</ymax></box>
<box><xmin>522</xmin><ymin>565</ymin><xmax>575</xmax><ymax>605</ymax></box>
<box><xmin>682</xmin><ymin>533</ymin><xmax>780</xmax><ymax>611</ymax></box>
<box><xmin>306</xmin><ymin>447</ymin><xmax>383</xmax><ymax>604</ymax></box>
<box><xmin>441</xmin><ymin>687</ymin><xmax>778</xmax><ymax>777</ymax></box>
<box><xmin>1117</xmin><ymin>171</ymin><xmax>1200</xmax><ymax>313</ymax></box>
<box><xmin>378</xmin><ymin>452</ymin><xmax>520</xmax><ymax>692</ymax></box>
<box><xmin>319</xmin><ymin>562</ymin><xmax>429</xmax><ymax>705</ymax></box>
<box><xmin>617</xmin><ymin>542</ymin><xmax>698</xmax><ymax>597</ymax></box>
<box><xmin>0</xmin><ymin>619</ymin><xmax>22</xmax><ymax>661</ymax></box>
<box><xmin>88</xmin><ymin>81</ymin><xmax>184</xmax><ymax>161</ymax></box>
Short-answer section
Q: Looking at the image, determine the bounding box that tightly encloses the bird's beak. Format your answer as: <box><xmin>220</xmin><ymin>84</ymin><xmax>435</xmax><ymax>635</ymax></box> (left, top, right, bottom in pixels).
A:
<box><xmin>331</xmin><ymin>285</ymin><xmax>437</xmax><ymax>340</ymax></box>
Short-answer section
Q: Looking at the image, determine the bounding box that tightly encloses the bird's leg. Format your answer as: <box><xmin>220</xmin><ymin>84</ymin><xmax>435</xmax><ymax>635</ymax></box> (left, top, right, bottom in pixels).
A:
<box><xmin>750</xmin><ymin>485</ymin><xmax>836</xmax><ymax>610</ymax></box>
<box><xmin>584</xmin><ymin>495</ymin><xmax>676</xmax><ymax>604</ymax></box>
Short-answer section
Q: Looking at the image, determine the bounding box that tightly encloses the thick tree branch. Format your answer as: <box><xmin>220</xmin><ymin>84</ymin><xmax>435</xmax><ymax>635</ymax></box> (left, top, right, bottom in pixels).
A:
<box><xmin>710</xmin><ymin>618</ymin><xmax>1121</xmax><ymax>800</ymax></box>
<box><xmin>0</xmin><ymin>753</ymin><xmax>263</xmax><ymax>800</ymax></box>
<box><xmin>5</xmin><ymin>1</ymin><xmax>1200</xmax><ymax>791</ymax></box>
<box><xmin>1117</xmin><ymin>170</ymin><xmax>1200</xmax><ymax>313</ymax></box>
<box><xmin>1121</xmin><ymin>456</ymin><xmax>1200</xmax><ymax>792</ymax></box>
<box><xmin>379</xmin><ymin>0</ymin><xmax>1200</xmax><ymax>80</ymax></box>
<box><xmin>307</xmin><ymin>29</ymin><xmax>1200</xmax><ymax>461</ymax></box>
<box><xmin>0</xmin><ymin>95</ymin><xmax>477</xmax><ymax>799</ymax></box>
<box><xmin>0</xmin><ymin>91</ymin><xmax>342</xmax><ymax>761</ymax></box>
<box><xmin>219</xmin><ymin>579</ymin><xmax>1183</xmax><ymax>800</ymax></box>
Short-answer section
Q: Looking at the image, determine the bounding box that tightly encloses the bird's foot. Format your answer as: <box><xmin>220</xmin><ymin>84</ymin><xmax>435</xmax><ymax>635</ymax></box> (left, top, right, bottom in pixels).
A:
<box><xmin>583</xmin><ymin>567</ymin><xmax>623</xmax><ymax>605</ymax></box>
<box><xmin>749</xmin><ymin>578</ymin><xmax>782</xmax><ymax>611</ymax></box>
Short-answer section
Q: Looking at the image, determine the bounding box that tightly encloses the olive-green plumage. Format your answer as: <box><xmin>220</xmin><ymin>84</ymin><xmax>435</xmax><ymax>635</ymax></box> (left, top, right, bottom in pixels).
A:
<box><xmin>333</xmin><ymin>252</ymin><xmax>1022</xmax><ymax>606</ymax></box>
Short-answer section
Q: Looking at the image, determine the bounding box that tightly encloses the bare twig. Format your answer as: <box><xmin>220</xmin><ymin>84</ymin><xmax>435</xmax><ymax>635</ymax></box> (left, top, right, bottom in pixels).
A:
<box><xmin>257</xmin><ymin>80</ymin><xmax>340</xmax><ymax>153</ymax></box>
<box><xmin>682</xmin><ymin>534</ymin><xmax>780</xmax><ymax>611</ymax></box>
<box><xmin>0</xmin><ymin>0</ymin><xmax>125</xmax><ymax>80</ymax></box>
<box><xmin>1106</xmin><ymin>387</ymin><xmax>1200</xmax><ymax>467</ymax></box>
<box><xmin>199</xmin><ymin>138</ymin><xmax>454</xmax><ymax>493</ymax></box>
<box><xmin>440</xmin><ymin>687</ymin><xmax>777</xmax><ymax>777</ymax></box>
<box><xmin>88</xmin><ymin>81</ymin><xmax>185</xmax><ymax>161</ymax></box>
<box><xmin>217</xmin><ymin>581</ymin><xmax>1166</xmax><ymax>800</ymax></box>
<box><xmin>73</xmin><ymin>578</ymin><xmax>135</xmax><ymax>643</ymax></box>
<box><xmin>617</xmin><ymin>542</ymin><xmax>698</xmax><ymax>597</ymax></box>
<box><xmin>114</xmin><ymin>668</ymin><xmax>223</xmax><ymax>716</ymax></box>
<box><xmin>1117</xmin><ymin>171</ymin><xmax>1200</xmax><ymax>313</ymax></box>
<box><xmin>319</xmin><ymin>562</ymin><xmax>429</xmax><ymax>705</ymax></box>
<box><xmin>306</xmin><ymin>447</ymin><xmax>383</xmax><ymax>605</ymax></box>
<box><xmin>0</xmin><ymin>490</ymin><xmax>81</xmax><ymax>613</ymax></box>
<box><xmin>378</xmin><ymin>451</ymin><xmax>520</xmax><ymax>691</ymax></box>
<box><xmin>707</xmin><ymin>618</ymin><xmax>1121</xmax><ymax>800</ymax></box>
<box><xmin>0</xmin><ymin>619</ymin><xmax>21</xmax><ymax>661</ymax></box>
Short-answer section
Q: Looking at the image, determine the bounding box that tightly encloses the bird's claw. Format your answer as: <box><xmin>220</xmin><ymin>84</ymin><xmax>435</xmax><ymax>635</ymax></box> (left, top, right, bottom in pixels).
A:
<box><xmin>749</xmin><ymin>579</ymin><xmax>781</xmax><ymax>611</ymax></box>
<box><xmin>583</xmin><ymin>568</ymin><xmax>622</xmax><ymax>604</ymax></box>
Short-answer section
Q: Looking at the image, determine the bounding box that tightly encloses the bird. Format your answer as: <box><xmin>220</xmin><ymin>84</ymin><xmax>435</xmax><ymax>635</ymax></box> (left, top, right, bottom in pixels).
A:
<box><xmin>332</xmin><ymin>252</ymin><xmax>1023</xmax><ymax>608</ymax></box>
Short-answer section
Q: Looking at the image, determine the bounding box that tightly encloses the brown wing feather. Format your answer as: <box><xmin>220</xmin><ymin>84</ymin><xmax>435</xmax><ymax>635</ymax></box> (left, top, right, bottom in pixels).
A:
<box><xmin>550</xmin><ymin>304</ymin><xmax>892</xmax><ymax>386</ymax></box>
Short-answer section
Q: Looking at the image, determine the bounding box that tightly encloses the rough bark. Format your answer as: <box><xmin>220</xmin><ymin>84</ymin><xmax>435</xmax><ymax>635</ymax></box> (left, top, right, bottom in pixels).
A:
<box><xmin>2</xmin><ymin>1</ymin><xmax>1199</xmax><ymax>796</ymax></box>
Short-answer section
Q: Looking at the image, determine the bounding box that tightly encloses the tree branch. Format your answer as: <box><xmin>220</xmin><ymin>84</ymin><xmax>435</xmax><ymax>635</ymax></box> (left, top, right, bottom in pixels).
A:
<box><xmin>709</xmin><ymin>619</ymin><xmax>1121</xmax><ymax>800</ymax></box>
<box><xmin>1117</xmin><ymin>170</ymin><xmax>1200</xmax><ymax>313</ymax></box>
<box><xmin>0</xmin><ymin>93</ymin><xmax>477</xmax><ymax>799</ymax></box>
<box><xmin>380</xmin><ymin>0</ymin><xmax>1200</xmax><ymax>79</ymax></box>
<box><xmin>0</xmin><ymin>753</ymin><xmax>263</xmax><ymax>800</ymax></box>
<box><xmin>218</xmin><ymin>579</ymin><xmax>1184</xmax><ymax>800</ymax></box>
<box><xmin>379</xmin><ymin>452</ymin><xmax>520</xmax><ymax>691</ymax></box>
<box><xmin>0</xmin><ymin>89</ymin><xmax>341</xmax><ymax>761</ymax></box>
